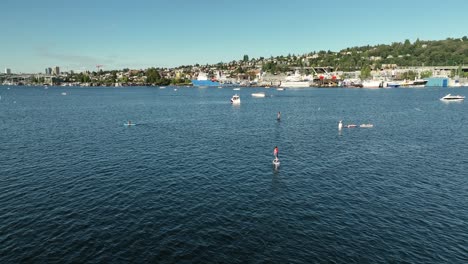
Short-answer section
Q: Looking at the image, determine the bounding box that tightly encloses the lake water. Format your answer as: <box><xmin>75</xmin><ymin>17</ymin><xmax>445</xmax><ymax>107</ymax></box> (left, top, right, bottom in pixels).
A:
<box><xmin>1</xmin><ymin>85</ymin><xmax>467</xmax><ymax>263</ymax></box>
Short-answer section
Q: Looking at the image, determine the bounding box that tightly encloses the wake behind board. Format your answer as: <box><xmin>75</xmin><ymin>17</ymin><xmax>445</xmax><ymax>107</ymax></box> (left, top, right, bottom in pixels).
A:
<box><xmin>272</xmin><ymin>158</ymin><xmax>280</xmax><ymax>167</ymax></box>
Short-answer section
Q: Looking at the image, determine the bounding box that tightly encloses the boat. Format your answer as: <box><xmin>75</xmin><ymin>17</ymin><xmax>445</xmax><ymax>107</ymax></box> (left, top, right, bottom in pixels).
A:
<box><xmin>233</xmin><ymin>88</ymin><xmax>240</xmax><ymax>91</ymax></box>
<box><xmin>230</xmin><ymin>94</ymin><xmax>240</xmax><ymax>104</ymax></box>
<box><xmin>384</xmin><ymin>82</ymin><xmax>400</xmax><ymax>88</ymax></box>
<box><xmin>400</xmin><ymin>79</ymin><xmax>428</xmax><ymax>88</ymax></box>
<box><xmin>346</xmin><ymin>124</ymin><xmax>357</xmax><ymax>128</ymax></box>
<box><xmin>412</xmin><ymin>79</ymin><xmax>428</xmax><ymax>87</ymax></box>
<box><xmin>251</xmin><ymin>92</ymin><xmax>266</xmax><ymax>98</ymax></box>
<box><xmin>191</xmin><ymin>72</ymin><xmax>220</xmax><ymax>87</ymax></box>
<box><xmin>276</xmin><ymin>88</ymin><xmax>285</xmax><ymax>91</ymax></box>
<box><xmin>362</xmin><ymin>80</ymin><xmax>383</xmax><ymax>88</ymax></box>
<box><xmin>440</xmin><ymin>94</ymin><xmax>465</xmax><ymax>101</ymax></box>
<box><xmin>360</xmin><ymin>124</ymin><xmax>374</xmax><ymax>128</ymax></box>
<box><xmin>279</xmin><ymin>71</ymin><xmax>312</xmax><ymax>88</ymax></box>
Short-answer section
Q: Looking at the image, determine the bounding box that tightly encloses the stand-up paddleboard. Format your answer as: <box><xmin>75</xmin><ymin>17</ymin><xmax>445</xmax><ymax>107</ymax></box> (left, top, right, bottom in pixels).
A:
<box><xmin>272</xmin><ymin>158</ymin><xmax>280</xmax><ymax>167</ymax></box>
<box><xmin>124</xmin><ymin>123</ymin><xmax>136</xmax><ymax>126</ymax></box>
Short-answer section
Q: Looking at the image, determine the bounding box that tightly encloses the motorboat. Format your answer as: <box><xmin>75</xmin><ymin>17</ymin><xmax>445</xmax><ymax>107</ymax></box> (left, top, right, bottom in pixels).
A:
<box><xmin>440</xmin><ymin>94</ymin><xmax>465</xmax><ymax>101</ymax></box>
<box><xmin>360</xmin><ymin>124</ymin><xmax>374</xmax><ymax>128</ymax></box>
<box><xmin>251</xmin><ymin>92</ymin><xmax>266</xmax><ymax>98</ymax></box>
<box><xmin>279</xmin><ymin>71</ymin><xmax>312</xmax><ymax>88</ymax></box>
<box><xmin>346</xmin><ymin>124</ymin><xmax>357</xmax><ymax>128</ymax></box>
<box><xmin>384</xmin><ymin>82</ymin><xmax>400</xmax><ymax>88</ymax></box>
<box><xmin>233</xmin><ymin>88</ymin><xmax>240</xmax><ymax>91</ymax></box>
<box><xmin>231</xmin><ymin>94</ymin><xmax>240</xmax><ymax>104</ymax></box>
<box><xmin>362</xmin><ymin>80</ymin><xmax>383</xmax><ymax>88</ymax></box>
<box><xmin>276</xmin><ymin>88</ymin><xmax>285</xmax><ymax>91</ymax></box>
<box><xmin>400</xmin><ymin>79</ymin><xmax>427</xmax><ymax>88</ymax></box>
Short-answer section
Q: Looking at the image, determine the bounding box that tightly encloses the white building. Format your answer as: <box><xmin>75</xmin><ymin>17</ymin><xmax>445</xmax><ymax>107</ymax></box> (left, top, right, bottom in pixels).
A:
<box><xmin>5</xmin><ymin>68</ymin><xmax>11</xmax><ymax>74</ymax></box>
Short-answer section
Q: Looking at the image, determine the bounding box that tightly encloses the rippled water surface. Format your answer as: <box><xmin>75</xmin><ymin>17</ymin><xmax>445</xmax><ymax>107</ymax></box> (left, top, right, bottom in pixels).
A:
<box><xmin>1</xmin><ymin>86</ymin><xmax>467</xmax><ymax>263</ymax></box>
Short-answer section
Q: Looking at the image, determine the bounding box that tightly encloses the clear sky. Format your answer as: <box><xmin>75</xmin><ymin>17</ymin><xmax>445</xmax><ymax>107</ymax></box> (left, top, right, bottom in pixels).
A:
<box><xmin>2</xmin><ymin>0</ymin><xmax>467</xmax><ymax>73</ymax></box>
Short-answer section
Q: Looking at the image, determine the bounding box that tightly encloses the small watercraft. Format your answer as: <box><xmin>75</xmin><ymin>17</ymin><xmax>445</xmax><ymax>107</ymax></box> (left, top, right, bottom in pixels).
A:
<box><xmin>251</xmin><ymin>92</ymin><xmax>266</xmax><ymax>98</ymax></box>
<box><xmin>440</xmin><ymin>94</ymin><xmax>465</xmax><ymax>101</ymax></box>
<box><xmin>230</xmin><ymin>94</ymin><xmax>240</xmax><ymax>104</ymax></box>
<box><xmin>360</xmin><ymin>124</ymin><xmax>374</xmax><ymax>128</ymax></box>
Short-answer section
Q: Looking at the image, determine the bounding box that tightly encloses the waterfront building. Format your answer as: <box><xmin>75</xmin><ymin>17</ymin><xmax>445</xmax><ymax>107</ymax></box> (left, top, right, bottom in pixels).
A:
<box><xmin>5</xmin><ymin>68</ymin><xmax>11</xmax><ymax>74</ymax></box>
<box><xmin>53</xmin><ymin>66</ymin><xmax>60</xmax><ymax>75</ymax></box>
<box><xmin>45</xmin><ymin>68</ymin><xmax>52</xmax><ymax>75</ymax></box>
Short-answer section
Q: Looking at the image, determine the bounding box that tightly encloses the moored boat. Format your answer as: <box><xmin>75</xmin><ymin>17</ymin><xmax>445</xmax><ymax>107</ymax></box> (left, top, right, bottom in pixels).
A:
<box><xmin>191</xmin><ymin>72</ymin><xmax>220</xmax><ymax>87</ymax></box>
<box><xmin>279</xmin><ymin>71</ymin><xmax>312</xmax><ymax>88</ymax></box>
<box><xmin>362</xmin><ymin>80</ymin><xmax>383</xmax><ymax>88</ymax></box>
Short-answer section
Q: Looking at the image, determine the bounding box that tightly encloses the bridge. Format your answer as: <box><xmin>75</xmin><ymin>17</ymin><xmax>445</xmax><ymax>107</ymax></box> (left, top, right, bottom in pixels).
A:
<box><xmin>1</xmin><ymin>74</ymin><xmax>58</xmax><ymax>85</ymax></box>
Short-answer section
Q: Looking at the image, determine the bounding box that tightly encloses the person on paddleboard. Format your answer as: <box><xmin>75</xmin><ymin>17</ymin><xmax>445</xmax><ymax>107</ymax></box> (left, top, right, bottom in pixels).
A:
<box><xmin>274</xmin><ymin>146</ymin><xmax>279</xmax><ymax>159</ymax></box>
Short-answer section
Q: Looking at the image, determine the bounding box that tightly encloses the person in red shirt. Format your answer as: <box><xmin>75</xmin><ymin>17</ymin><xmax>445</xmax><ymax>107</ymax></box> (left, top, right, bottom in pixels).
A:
<box><xmin>273</xmin><ymin>146</ymin><xmax>279</xmax><ymax>159</ymax></box>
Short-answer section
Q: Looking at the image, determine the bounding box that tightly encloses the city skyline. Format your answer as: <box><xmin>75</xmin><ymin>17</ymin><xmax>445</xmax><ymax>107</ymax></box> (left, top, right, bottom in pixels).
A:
<box><xmin>2</xmin><ymin>0</ymin><xmax>468</xmax><ymax>73</ymax></box>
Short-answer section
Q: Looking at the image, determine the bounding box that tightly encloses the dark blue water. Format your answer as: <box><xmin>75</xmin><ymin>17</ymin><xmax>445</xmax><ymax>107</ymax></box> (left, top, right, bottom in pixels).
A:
<box><xmin>1</xmin><ymin>85</ymin><xmax>467</xmax><ymax>263</ymax></box>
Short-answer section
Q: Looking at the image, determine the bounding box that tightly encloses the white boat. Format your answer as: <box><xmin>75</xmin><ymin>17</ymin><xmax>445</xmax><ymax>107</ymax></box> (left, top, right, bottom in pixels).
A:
<box><xmin>400</xmin><ymin>79</ymin><xmax>427</xmax><ymax>88</ymax></box>
<box><xmin>251</xmin><ymin>92</ymin><xmax>266</xmax><ymax>98</ymax></box>
<box><xmin>360</xmin><ymin>124</ymin><xmax>374</xmax><ymax>128</ymax></box>
<box><xmin>440</xmin><ymin>94</ymin><xmax>465</xmax><ymax>101</ymax></box>
<box><xmin>362</xmin><ymin>80</ymin><xmax>383</xmax><ymax>88</ymax></box>
<box><xmin>384</xmin><ymin>82</ymin><xmax>400</xmax><ymax>88</ymax></box>
<box><xmin>276</xmin><ymin>88</ymin><xmax>285</xmax><ymax>91</ymax></box>
<box><xmin>231</xmin><ymin>94</ymin><xmax>240</xmax><ymax>104</ymax></box>
<box><xmin>279</xmin><ymin>71</ymin><xmax>312</xmax><ymax>88</ymax></box>
<box><xmin>412</xmin><ymin>79</ymin><xmax>428</xmax><ymax>87</ymax></box>
<box><xmin>233</xmin><ymin>88</ymin><xmax>240</xmax><ymax>91</ymax></box>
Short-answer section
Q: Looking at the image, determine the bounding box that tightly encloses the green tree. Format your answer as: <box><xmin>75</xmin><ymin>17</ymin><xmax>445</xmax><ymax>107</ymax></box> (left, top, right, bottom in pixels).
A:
<box><xmin>146</xmin><ymin>68</ymin><xmax>161</xmax><ymax>84</ymax></box>
<box><xmin>359</xmin><ymin>65</ymin><xmax>372</xmax><ymax>80</ymax></box>
<box><xmin>420</xmin><ymin>70</ymin><xmax>432</xmax><ymax>78</ymax></box>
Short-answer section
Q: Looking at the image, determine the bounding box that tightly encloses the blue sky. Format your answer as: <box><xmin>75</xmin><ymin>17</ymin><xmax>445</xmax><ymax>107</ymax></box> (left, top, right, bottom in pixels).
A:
<box><xmin>2</xmin><ymin>0</ymin><xmax>467</xmax><ymax>73</ymax></box>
